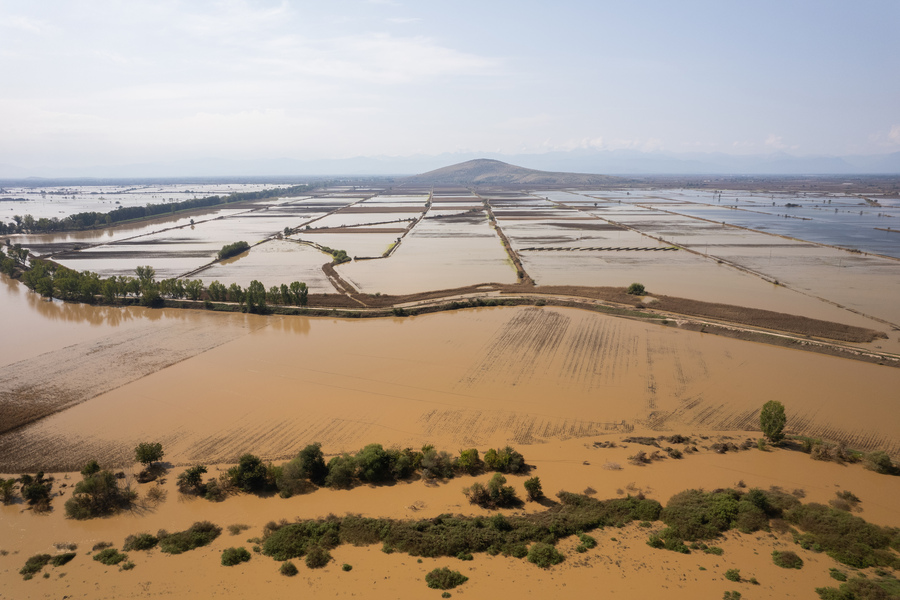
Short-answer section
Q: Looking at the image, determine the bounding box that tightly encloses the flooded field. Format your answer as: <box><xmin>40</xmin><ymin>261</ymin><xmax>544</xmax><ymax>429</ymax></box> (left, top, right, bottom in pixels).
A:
<box><xmin>2</xmin><ymin>287</ymin><xmax>899</xmax><ymax>472</ymax></box>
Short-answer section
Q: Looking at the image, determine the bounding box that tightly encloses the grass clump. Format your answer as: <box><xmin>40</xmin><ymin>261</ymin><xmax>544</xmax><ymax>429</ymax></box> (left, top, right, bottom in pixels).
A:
<box><xmin>772</xmin><ymin>549</ymin><xmax>804</xmax><ymax>569</ymax></box>
<box><xmin>527</xmin><ymin>543</ymin><xmax>564</xmax><ymax>568</ymax></box>
<box><xmin>159</xmin><ymin>521</ymin><xmax>222</xmax><ymax>554</ymax></box>
<box><xmin>280</xmin><ymin>561</ymin><xmax>298</xmax><ymax>576</ymax></box>
<box><xmin>123</xmin><ymin>533</ymin><xmax>158</xmax><ymax>551</ymax></box>
<box><xmin>94</xmin><ymin>548</ymin><xmax>127</xmax><ymax>566</ymax></box>
<box><xmin>425</xmin><ymin>567</ymin><xmax>468</xmax><ymax>590</ymax></box>
<box><xmin>221</xmin><ymin>547</ymin><xmax>251</xmax><ymax>566</ymax></box>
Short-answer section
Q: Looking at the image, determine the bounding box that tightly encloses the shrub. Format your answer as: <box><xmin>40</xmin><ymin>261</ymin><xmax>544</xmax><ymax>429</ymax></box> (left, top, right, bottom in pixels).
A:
<box><xmin>51</xmin><ymin>552</ymin><xmax>76</xmax><ymax>566</ymax></box>
<box><xmin>64</xmin><ymin>470</ymin><xmax>136</xmax><ymax>519</ymax></box>
<box><xmin>218</xmin><ymin>241</ymin><xmax>250</xmax><ymax>261</ymax></box>
<box><xmin>626</xmin><ymin>282</ymin><xmax>646</xmax><ymax>295</ymax></box>
<box><xmin>425</xmin><ymin>567</ymin><xmax>469</xmax><ymax>590</ymax></box>
<box><xmin>221</xmin><ymin>547</ymin><xmax>251</xmax><ymax>566</ymax></box>
<box><xmin>760</xmin><ymin>400</ymin><xmax>786</xmax><ymax>444</ymax></box>
<box><xmin>159</xmin><ymin>521</ymin><xmax>222</xmax><ymax>554</ymax></box>
<box><xmin>723</xmin><ymin>592</ymin><xmax>742</xmax><ymax>600</ymax></box>
<box><xmin>815</xmin><ymin>576</ymin><xmax>900</xmax><ymax>600</ymax></box>
<box><xmin>772</xmin><ymin>549</ymin><xmax>804</xmax><ymax>569</ymax></box>
<box><xmin>578</xmin><ymin>533</ymin><xmax>597</xmax><ymax>549</ymax></box>
<box><xmin>325</xmin><ymin>454</ymin><xmax>357</xmax><ymax>489</ymax></box>
<box><xmin>527</xmin><ymin>543</ymin><xmax>564</xmax><ymax>568</ymax></box>
<box><xmin>342</xmin><ymin>563</ymin><xmax>352</xmax><ymax>571</ymax></box>
<box><xmin>464</xmin><ymin>473</ymin><xmax>519</xmax><ymax>509</ymax></box>
<box><xmin>280</xmin><ymin>561</ymin><xmax>298</xmax><ymax>576</ymax></box>
<box><xmin>524</xmin><ymin>477</ymin><xmax>544</xmax><ymax>501</ymax></box>
<box><xmin>784</xmin><ymin>502</ymin><xmax>899</xmax><ymax>569</ymax></box>
<box><xmin>20</xmin><ymin>554</ymin><xmax>52</xmax><ymax>577</ymax></box>
<box><xmin>455</xmin><ymin>448</ymin><xmax>481</xmax><ymax>475</ymax></box>
<box><xmin>21</xmin><ymin>472</ymin><xmax>52</xmax><ymax>506</ymax></box>
<box><xmin>227</xmin><ymin>454</ymin><xmax>271</xmax><ymax>493</ymax></box>
<box><xmin>829</xmin><ymin>568</ymin><xmax>848</xmax><ymax>582</ymax></box>
<box><xmin>262</xmin><ymin>521</ymin><xmax>341</xmax><ymax>561</ymax></box>
<box><xmin>123</xmin><ymin>533</ymin><xmax>158</xmax><ymax>551</ymax></box>
<box><xmin>0</xmin><ymin>478</ymin><xmax>15</xmax><ymax>504</ymax></box>
<box><xmin>228</xmin><ymin>524</ymin><xmax>250</xmax><ymax>536</ymax></box>
<box><xmin>724</xmin><ymin>568</ymin><xmax>741</xmax><ymax>582</ymax></box>
<box><xmin>94</xmin><ymin>548</ymin><xmax>127</xmax><ymax>566</ymax></box>
<box><xmin>176</xmin><ymin>465</ymin><xmax>208</xmax><ymax>494</ymax></box>
<box><xmin>864</xmin><ymin>451</ymin><xmax>897</xmax><ymax>475</ymax></box>
<box><xmin>355</xmin><ymin>443</ymin><xmax>394</xmax><ymax>483</ymax></box>
<box><xmin>305</xmin><ymin>545</ymin><xmax>331</xmax><ymax>568</ymax></box>
<box><xmin>483</xmin><ymin>446</ymin><xmax>525</xmax><ymax>473</ymax></box>
<box><xmin>421</xmin><ymin>449</ymin><xmax>455</xmax><ymax>479</ymax></box>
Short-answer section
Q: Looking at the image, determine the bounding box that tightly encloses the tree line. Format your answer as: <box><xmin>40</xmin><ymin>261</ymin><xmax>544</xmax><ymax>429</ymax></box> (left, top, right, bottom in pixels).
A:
<box><xmin>1</xmin><ymin>245</ymin><xmax>309</xmax><ymax>313</ymax></box>
<box><xmin>0</xmin><ymin>183</ymin><xmax>315</xmax><ymax>235</ymax></box>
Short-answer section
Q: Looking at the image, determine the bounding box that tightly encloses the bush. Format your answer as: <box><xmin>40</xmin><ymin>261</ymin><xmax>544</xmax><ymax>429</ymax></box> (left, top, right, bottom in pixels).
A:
<box><xmin>280</xmin><ymin>561</ymin><xmax>298</xmax><ymax>576</ymax></box>
<box><xmin>578</xmin><ymin>533</ymin><xmax>597</xmax><ymax>549</ymax></box>
<box><xmin>784</xmin><ymin>503</ymin><xmax>899</xmax><ymax>569</ymax></box>
<box><xmin>21</xmin><ymin>472</ymin><xmax>52</xmax><ymax>506</ymax></box>
<box><xmin>123</xmin><ymin>533</ymin><xmax>158</xmax><ymax>551</ymax></box>
<box><xmin>176</xmin><ymin>465</ymin><xmax>208</xmax><ymax>494</ymax></box>
<box><xmin>455</xmin><ymin>448</ymin><xmax>481</xmax><ymax>475</ymax></box>
<box><xmin>829</xmin><ymin>568</ymin><xmax>848</xmax><ymax>582</ymax></box>
<box><xmin>864</xmin><ymin>451</ymin><xmax>897</xmax><ymax>475</ymax></box>
<box><xmin>20</xmin><ymin>554</ymin><xmax>52</xmax><ymax>577</ymax></box>
<box><xmin>221</xmin><ymin>547</ymin><xmax>251</xmax><ymax>566</ymax></box>
<box><xmin>524</xmin><ymin>477</ymin><xmax>543</xmax><ymax>501</ymax></box>
<box><xmin>0</xmin><ymin>478</ymin><xmax>15</xmax><ymax>504</ymax></box>
<box><xmin>305</xmin><ymin>545</ymin><xmax>331</xmax><ymax>568</ymax></box>
<box><xmin>64</xmin><ymin>470</ymin><xmax>136</xmax><ymax>519</ymax></box>
<box><xmin>50</xmin><ymin>552</ymin><xmax>76</xmax><ymax>566</ymax></box>
<box><xmin>355</xmin><ymin>443</ymin><xmax>394</xmax><ymax>483</ymax></box>
<box><xmin>425</xmin><ymin>567</ymin><xmax>469</xmax><ymax>590</ymax></box>
<box><xmin>94</xmin><ymin>548</ymin><xmax>128</xmax><ymax>566</ymax></box>
<box><xmin>760</xmin><ymin>400</ymin><xmax>786</xmax><ymax>444</ymax></box>
<box><xmin>772</xmin><ymin>549</ymin><xmax>804</xmax><ymax>569</ymax></box>
<box><xmin>159</xmin><ymin>521</ymin><xmax>222</xmax><ymax>554</ymax></box>
<box><xmin>325</xmin><ymin>454</ymin><xmax>357</xmax><ymax>489</ymax></box>
<box><xmin>262</xmin><ymin>520</ymin><xmax>341</xmax><ymax>561</ymax></box>
<box><xmin>724</xmin><ymin>568</ymin><xmax>741</xmax><ymax>582</ymax></box>
<box><xmin>527</xmin><ymin>543</ymin><xmax>564</xmax><ymax>568</ymax></box>
<box><xmin>626</xmin><ymin>282</ymin><xmax>646</xmax><ymax>295</ymax></box>
<box><xmin>227</xmin><ymin>454</ymin><xmax>271</xmax><ymax>493</ymax></box>
<box><xmin>464</xmin><ymin>473</ymin><xmax>519</xmax><ymax>509</ymax></box>
<box><xmin>483</xmin><ymin>446</ymin><xmax>525</xmax><ymax>473</ymax></box>
<box><xmin>421</xmin><ymin>449</ymin><xmax>455</xmax><ymax>479</ymax></box>
<box><xmin>218</xmin><ymin>241</ymin><xmax>250</xmax><ymax>261</ymax></box>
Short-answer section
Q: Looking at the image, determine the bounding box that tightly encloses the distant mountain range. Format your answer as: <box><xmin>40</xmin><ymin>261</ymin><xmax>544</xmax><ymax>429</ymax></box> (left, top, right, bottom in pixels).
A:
<box><xmin>1</xmin><ymin>149</ymin><xmax>899</xmax><ymax>180</ymax></box>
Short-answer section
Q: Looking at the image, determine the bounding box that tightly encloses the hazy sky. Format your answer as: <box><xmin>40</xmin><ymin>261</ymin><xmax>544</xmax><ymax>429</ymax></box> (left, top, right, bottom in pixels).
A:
<box><xmin>1</xmin><ymin>0</ymin><xmax>898</xmax><ymax>168</ymax></box>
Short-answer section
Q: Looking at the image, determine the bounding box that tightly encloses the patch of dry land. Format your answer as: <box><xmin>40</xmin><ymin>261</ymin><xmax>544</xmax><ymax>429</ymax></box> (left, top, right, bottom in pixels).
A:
<box><xmin>1</xmin><ymin>182</ymin><xmax>900</xmax><ymax>599</ymax></box>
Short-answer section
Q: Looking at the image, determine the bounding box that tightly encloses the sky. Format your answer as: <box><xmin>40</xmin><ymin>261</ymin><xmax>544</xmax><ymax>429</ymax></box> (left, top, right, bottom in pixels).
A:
<box><xmin>1</xmin><ymin>0</ymin><xmax>899</xmax><ymax>170</ymax></box>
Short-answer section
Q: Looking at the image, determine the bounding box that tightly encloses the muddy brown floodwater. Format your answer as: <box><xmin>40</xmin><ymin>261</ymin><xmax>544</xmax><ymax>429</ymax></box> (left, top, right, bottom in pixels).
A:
<box><xmin>2</xmin><ymin>271</ymin><xmax>899</xmax><ymax>600</ymax></box>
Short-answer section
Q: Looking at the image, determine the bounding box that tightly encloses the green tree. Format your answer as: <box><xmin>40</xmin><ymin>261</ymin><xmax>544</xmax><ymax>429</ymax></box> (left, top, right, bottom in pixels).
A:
<box><xmin>760</xmin><ymin>401</ymin><xmax>786</xmax><ymax>444</ymax></box>
<box><xmin>626</xmin><ymin>282</ymin><xmax>646</xmax><ymax>295</ymax></box>
<box><xmin>524</xmin><ymin>476</ymin><xmax>544</xmax><ymax>501</ymax></box>
<box><xmin>246</xmin><ymin>279</ymin><xmax>267</xmax><ymax>313</ymax></box>
<box><xmin>177</xmin><ymin>465</ymin><xmax>208</xmax><ymax>494</ymax></box>
<box><xmin>135</xmin><ymin>442</ymin><xmax>164</xmax><ymax>468</ymax></box>
<box><xmin>227</xmin><ymin>454</ymin><xmax>269</xmax><ymax>492</ymax></box>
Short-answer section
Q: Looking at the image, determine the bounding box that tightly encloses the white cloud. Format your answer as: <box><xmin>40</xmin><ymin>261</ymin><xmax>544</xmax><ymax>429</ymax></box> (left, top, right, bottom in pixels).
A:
<box><xmin>890</xmin><ymin>125</ymin><xmax>900</xmax><ymax>144</ymax></box>
<box><xmin>765</xmin><ymin>134</ymin><xmax>786</xmax><ymax>150</ymax></box>
<box><xmin>1</xmin><ymin>15</ymin><xmax>50</xmax><ymax>35</ymax></box>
